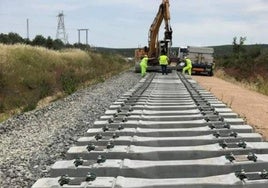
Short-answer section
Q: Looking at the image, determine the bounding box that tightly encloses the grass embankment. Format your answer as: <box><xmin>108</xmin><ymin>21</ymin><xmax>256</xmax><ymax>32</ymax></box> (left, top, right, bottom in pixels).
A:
<box><xmin>0</xmin><ymin>44</ymin><xmax>133</xmax><ymax>122</ymax></box>
<box><xmin>214</xmin><ymin>69</ymin><xmax>268</xmax><ymax>96</ymax></box>
<box><xmin>214</xmin><ymin>46</ymin><xmax>268</xmax><ymax>96</ymax></box>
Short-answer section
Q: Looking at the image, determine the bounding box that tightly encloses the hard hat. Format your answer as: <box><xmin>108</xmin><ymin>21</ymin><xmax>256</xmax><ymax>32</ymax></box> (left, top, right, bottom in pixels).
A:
<box><xmin>184</xmin><ymin>56</ymin><xmax>187</xmax><ymax>59</ymax></box>
<box><xmin>144</xmin><ymin>55</ymin><xmax>148</xmax><ymax>57</ymax></box>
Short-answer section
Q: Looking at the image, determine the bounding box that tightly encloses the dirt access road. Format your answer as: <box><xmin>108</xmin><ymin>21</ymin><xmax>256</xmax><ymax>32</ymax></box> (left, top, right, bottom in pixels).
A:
<box><xmin>192</xmin><ymin>75</ymin><xmax>268</xmax><ymax>140</ymax></box>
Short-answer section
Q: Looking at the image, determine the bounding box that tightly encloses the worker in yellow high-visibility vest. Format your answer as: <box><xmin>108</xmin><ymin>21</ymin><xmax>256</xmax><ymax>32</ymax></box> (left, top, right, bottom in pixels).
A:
<box><xmin>140</xmin><ymin>55</ymin><xmax>148</xmax><ymax>77</ymax></box>
<box><xmin>182</xmin><ymin>56</ymin><xmax>192</xmax><ymax>75</ymax></box>
<box><xmin>159</xmin><ymin>53</ymin><xmax>169</xmax><ymax>75</ymax></box>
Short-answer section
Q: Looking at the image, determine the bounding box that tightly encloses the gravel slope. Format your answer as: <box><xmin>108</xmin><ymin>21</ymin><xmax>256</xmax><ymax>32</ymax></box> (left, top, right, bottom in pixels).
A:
<box><xmin>0</xmin><ymin>70</ymin><xmax>141</xmax><ymax>188</ymax></box>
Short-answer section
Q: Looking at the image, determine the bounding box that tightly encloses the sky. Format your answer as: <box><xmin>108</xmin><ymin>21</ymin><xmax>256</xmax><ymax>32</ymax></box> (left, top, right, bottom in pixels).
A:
<box><xmin>0</xmin><ymin>0</ymin><xmax>268</xmax><ymax>48</ymax></box>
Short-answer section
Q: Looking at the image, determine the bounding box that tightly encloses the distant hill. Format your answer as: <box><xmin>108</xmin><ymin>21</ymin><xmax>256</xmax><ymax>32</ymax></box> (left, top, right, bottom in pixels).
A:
<box><xmin>212</xmin><ymin>44</ymin><xmax>268</xmax><ymax>57</ymax></box>
<box><xmin>93</xmin><ymin>47</ymin><xmax>136</xmax><ymax>57</ymax></box>
<box><xmin>94</xmin><ymin>44</ymin><xmax>268</xmax><ymax>58</ymax></box>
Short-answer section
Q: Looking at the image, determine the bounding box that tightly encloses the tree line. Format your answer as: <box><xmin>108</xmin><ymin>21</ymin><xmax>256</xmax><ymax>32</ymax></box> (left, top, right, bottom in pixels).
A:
<box><xmin>0</xmin><ymin>32</ymin><xmax>90</xmax><ymax>50</ymax></box>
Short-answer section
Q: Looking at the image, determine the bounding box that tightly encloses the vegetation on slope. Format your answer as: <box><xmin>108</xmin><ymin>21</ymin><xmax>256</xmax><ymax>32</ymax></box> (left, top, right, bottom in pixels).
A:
<box><xmin>214</xmin><ymin>37</ymin><xmax>268</xmax><ymax>95</ymax></box>
<box><xmin>0</xmin><ymin>44</ymin><xmax>133</xmax><ymax>121</ymax></box>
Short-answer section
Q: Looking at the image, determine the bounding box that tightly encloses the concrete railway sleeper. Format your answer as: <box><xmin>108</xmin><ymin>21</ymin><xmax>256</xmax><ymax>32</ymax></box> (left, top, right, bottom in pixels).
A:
<box><xmin>32</xmin><ymin>72</ymin><xmax>268</xmax><ymax>188</ymax></box>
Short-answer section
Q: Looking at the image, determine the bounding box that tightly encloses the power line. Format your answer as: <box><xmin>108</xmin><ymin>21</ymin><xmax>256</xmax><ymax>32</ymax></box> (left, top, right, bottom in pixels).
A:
<box><xmin>56</xmin><ymin>11</ymin><xmax>68</xmax><ymax>44</ymax></box>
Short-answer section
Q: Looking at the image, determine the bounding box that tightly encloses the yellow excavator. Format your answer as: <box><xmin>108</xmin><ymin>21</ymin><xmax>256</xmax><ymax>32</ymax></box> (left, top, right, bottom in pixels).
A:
<box><xmin>135</xmin><ymin>0</ymin><xmax>174</xmax><ymax>72</ymax></box>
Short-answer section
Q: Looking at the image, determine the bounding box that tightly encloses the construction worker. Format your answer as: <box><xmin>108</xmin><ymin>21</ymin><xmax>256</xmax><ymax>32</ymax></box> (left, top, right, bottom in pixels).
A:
<box><xmin>140</xmin><ymin>55</ymin><xmax>148</xmax><ymax>77</ymax></box>
<box><xmin>159</xmin><ymin>53</ymin><xmax>169</xmax><ymax>75</ymax></box>
<box><xmin>182</xmin><ymin>56</ymin><xmax>192</xmax><ymax>75</ymax></box>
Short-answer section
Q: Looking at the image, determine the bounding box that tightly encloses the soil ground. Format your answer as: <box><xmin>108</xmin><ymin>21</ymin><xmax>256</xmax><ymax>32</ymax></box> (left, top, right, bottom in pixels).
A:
<box><xmin>192</xmin><ymin>75</ymin><xmax>268</xmax><ymax>140</ymax></box>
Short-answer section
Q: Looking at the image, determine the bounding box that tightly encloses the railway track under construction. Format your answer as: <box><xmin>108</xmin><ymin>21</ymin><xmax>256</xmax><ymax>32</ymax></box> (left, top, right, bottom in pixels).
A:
<box><xmin>33</xmin><ymin>72</ymin><xmax>268</xmax><ymax>188</ymax></box>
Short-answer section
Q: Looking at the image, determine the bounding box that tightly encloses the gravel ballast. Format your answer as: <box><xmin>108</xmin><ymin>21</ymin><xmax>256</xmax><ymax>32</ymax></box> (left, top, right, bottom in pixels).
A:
<box><xmin>0</xmin><ymin>70</ymin><xmax>141</xmax><ymax>188</ymax></box>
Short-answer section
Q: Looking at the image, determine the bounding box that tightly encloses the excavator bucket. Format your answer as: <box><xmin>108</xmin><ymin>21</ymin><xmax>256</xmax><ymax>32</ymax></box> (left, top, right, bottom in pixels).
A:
<box><xmin>165</xmin><ymin>30</ymin><xmax>172</xmax><ymax>40</ymax></box>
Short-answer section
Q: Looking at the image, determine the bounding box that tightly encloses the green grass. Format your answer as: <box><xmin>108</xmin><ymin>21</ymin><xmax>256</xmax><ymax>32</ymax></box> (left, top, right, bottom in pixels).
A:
<box><xmin>0</xmin><ymin>44</ymin><xmax>133</xmax><ymax>122</ymax></box>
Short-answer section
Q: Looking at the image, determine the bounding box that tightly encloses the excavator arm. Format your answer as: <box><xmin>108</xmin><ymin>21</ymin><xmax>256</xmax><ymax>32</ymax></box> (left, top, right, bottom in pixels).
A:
<box><xmin>148</xmin><ymin>0</ymin><xmax>172</xmax><ymax>58</ymax></box>
<box><xmin>134</xmin><ymin>0</ymin><xmax>173</xmax><ymax>73</ymax></box>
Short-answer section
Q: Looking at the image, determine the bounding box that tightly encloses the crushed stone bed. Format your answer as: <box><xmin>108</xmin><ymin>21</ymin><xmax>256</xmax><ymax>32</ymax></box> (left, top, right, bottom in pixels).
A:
<box><xmin>0</xmin><ymin>70</ymin><xmax>140</xmax><ymax>188</ymax></box>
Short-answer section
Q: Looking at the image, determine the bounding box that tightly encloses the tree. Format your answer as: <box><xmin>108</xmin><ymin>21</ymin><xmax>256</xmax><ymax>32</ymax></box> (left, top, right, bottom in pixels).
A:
<box><xmin>0</xmin><ymin>32</ymin><xmax>93</xmax><ymax>51</ymax></box>
<box><xmin>73</xmin><ymin>43</ymin><xmax>90</xmax><ymax>50</ymax></box>
<box><xmin>8</xmin><ymin>32</ymin><xmax>24</xmax><ymax>44</ymax></box>
<box><xmin>46</xmin><ymin>37</ymin><xmax>53</xmax><ymax>49</ymax></box>
<box><xmin>232</xmin><ymin>36</ymin><xmax>246</xmax><ymax>57</ymax></box>
<box><xmin>0</xmin><ymin>32</ymin><xmax>24</xmax><ymax>44</ymax></box>
<box><xmin>52</xmin><ymin>39</ymin><xmax>64</xmax><ymax>50</ymax></box>
<box><xmin>0</xmin><ymin>33</ymin><xmax>11</xmax><ymax>44</ymax></box>
<box><xmin>32</xmin><ymin>35</ymin><xmax>47</xmax><ymax>47</ymax></box>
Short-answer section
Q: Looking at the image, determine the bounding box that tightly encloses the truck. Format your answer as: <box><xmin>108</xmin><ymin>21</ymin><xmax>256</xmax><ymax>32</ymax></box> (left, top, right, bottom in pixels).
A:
<box><xmin>135</xmin><ymin>0</ymin><xmax>176</xmax><ymax>73</ymax></box>
<box><xmin>177</xmin><ymin>46</ymin><xmax>215</xmax><ymax>76</ymax></box>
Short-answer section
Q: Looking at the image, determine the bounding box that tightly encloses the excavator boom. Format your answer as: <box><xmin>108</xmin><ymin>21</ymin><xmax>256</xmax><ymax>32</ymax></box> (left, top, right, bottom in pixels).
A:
<box><xmin>148</xmin><ymin>0</ymin><xmax>172</xmax><ymax>58</ymax></box>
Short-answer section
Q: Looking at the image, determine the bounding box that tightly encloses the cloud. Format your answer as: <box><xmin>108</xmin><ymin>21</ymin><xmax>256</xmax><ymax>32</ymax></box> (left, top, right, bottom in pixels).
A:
<box><xmin>243</xmin><ymin>0</ymin><xmax>268</xmax><ymax>13</ymax></box>
<box><xmin>172</xmin><ymin>16</ymin><xmax>268</xmax><ymax>46</ymax></box>
<box><xmin>30</xmin><ymin>1</ymin><xmax>85</xmax><ymax>12</ymax></box>
<box><xmin>1</xmin><ymin>0</ymin><xmax>268</xmax><ymax>47</ymax></box>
